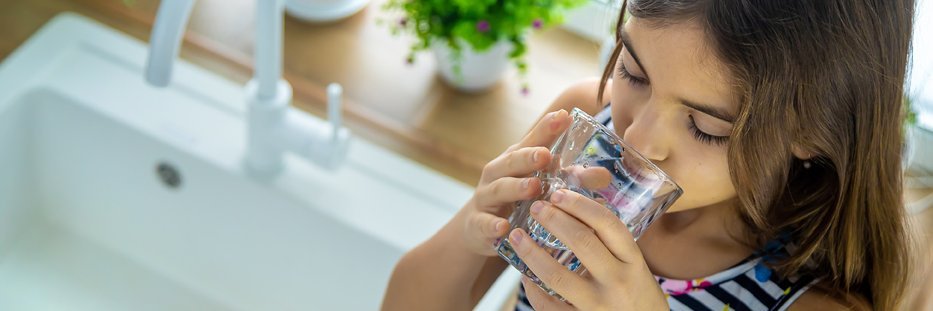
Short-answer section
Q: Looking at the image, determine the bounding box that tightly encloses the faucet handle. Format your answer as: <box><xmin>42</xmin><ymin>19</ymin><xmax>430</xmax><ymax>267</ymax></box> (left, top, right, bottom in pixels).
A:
<box><xmin>327</xmin><ymin>83</ymin><xmax>343</xmax><ymax>141</ymax></box>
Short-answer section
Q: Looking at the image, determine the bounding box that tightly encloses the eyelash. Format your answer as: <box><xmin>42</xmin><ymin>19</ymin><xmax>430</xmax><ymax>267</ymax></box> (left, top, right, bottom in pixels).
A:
<box><xmin>618</xmin><ymin>62</ymin><xmax>649</xmax><ymax>87</ymax></box>
<box><xmin>619</xmin><ymin>57</ymin><xmax>728</xmax><ymax>147</ymax></box>
<box><xmin>688</xmin><ymin>115</ymin><xmax>729</xmax><ymax>146</ymax></box>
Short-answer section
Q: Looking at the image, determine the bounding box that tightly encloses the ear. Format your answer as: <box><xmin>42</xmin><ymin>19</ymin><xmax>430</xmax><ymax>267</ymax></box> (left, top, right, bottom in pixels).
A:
<box><xmin>791</xmin><ymin>144</ymin><xmax>815</xmax><ymax>160</ymax></box>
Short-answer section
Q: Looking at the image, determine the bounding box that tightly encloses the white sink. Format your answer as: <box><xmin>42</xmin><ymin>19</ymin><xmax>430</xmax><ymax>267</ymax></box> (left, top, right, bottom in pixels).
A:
<box><xmin>0</xmin><ymin>13</ymin><xmax>520</xmax><ymax>310</ymax></box>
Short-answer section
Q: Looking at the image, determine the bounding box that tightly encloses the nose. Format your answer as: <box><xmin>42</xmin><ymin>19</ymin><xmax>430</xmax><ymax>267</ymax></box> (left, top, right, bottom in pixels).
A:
<box><xmin>621</xmin><ymin>103</ymin><xmax>670</xmax><ymax>163</ymax></box>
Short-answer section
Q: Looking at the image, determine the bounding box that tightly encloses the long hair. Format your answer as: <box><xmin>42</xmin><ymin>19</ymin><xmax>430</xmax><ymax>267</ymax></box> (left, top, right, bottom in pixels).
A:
<box><xmin>598</xmin><ymin>1</ymin><xmax>915</xmax><ymax>309</ymax></box>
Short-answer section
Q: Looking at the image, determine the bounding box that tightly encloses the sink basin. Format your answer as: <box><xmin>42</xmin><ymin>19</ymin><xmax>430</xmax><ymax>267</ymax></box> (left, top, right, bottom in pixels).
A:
<box><xmin>0</xmin><ymin>13</ymin><xmax>520</xmax><ymax>310</ymax></box>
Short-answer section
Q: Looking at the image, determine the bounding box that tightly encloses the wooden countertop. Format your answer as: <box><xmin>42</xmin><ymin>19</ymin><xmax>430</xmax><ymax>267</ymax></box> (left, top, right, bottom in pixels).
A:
<box><xmin>0</xmin><ymin>0</ymin><xmax>602</xmax><ymax>186</ymax></box>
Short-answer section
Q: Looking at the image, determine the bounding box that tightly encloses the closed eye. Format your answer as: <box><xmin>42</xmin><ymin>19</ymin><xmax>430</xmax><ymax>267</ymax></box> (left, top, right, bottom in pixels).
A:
<box><xmin>688</xmin><ymin>115</ymin><xmax>729</xmax><ymax>146</ymax></box>
<box><xmin>619</xmin><ymin>61</ymin><xmax>649</xmax><ymax>88</ymax></box>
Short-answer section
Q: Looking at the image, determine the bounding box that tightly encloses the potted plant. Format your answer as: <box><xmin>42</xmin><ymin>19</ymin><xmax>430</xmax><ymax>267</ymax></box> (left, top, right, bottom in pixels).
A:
<box><xmin>383</xmin><ymin>0</ymin><xmax>586</xmax><ymax>93</ymax></box>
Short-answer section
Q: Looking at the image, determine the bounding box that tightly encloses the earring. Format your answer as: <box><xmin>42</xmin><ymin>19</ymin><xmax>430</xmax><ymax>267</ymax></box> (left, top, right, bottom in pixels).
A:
<box><xmin>803</xmin><ymin>153</ymin><xmax>812</xmax><ymax>169</ymax></box>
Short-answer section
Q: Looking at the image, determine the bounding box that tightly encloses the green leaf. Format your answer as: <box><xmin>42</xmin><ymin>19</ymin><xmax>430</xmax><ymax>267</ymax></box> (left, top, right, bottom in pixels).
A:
<box><xmin>381</xmin><ymin>0</ymin><xmax>587</xmax><ymax>88</ymax></box>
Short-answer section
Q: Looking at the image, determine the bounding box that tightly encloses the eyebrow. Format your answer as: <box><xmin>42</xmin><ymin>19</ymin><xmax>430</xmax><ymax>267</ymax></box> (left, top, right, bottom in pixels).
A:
<box><xmin>619</xmin><ymin>29</ymin><xmax>735</xmax><ymax>124</ymax></box>
<box><xmin>682</xmin><ymin>100</ymin><xmax>736</xmax><ymax>123</ymax></box>
<box><xmin>619</xmin><ymin>30</ymin><xmax>649</xmax><ymax>80</ymax></box>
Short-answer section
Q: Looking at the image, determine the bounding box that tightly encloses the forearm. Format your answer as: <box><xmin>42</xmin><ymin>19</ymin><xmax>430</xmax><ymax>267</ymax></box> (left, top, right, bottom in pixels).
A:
<box><xmin>382</xmin><ymin>209</ymin><xmax>497</xmax><ymax>311</ymax></box>
<box><xmin>470</xmin><ymin>256</ymin><xmax>510</xmax><ymax>305</ymax></box>
<box><xmin>382</xmin><ymin>79</ymin><xmax>609</xmax><ymax>310</ymax></box>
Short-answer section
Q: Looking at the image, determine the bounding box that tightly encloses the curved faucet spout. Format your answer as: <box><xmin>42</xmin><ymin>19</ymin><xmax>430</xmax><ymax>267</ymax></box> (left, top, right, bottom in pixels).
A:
<box><xmin>145</xmin><ymin>0</ymin><xmax>195</xmax><ymax>87</ymax></box>
<box><xmin>255</xmin><ymin>0</ymin><xmax>285</xmax><ymax>101</ymax></box>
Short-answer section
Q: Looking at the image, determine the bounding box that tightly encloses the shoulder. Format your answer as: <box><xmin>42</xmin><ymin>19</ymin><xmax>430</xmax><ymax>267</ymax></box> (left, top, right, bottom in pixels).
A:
<box><xmin>788</xmin><ymin>287</ymin><xmax>871</xmax><ymax>311</ymax></box>
<box><xmin>550</xmin><ymin>78</ymin><xmax>613</xmax><ymax>116</ymax></box>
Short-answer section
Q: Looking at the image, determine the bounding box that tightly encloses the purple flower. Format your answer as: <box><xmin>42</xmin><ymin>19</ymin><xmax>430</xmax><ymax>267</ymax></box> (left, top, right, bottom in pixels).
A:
<box><xmin>521</xmin><ymin>86</ymin><xmax>530</xmax><ymax>96</ymax></box>
<box><xmin>533</xmin><ymin>19</ymin><xmax>543</xmax><ymax>29</ymax></box>
<box><xmin>477</xmin><ymin>20</ymin><xmax>491</xmax><ymax>33</ymax></box>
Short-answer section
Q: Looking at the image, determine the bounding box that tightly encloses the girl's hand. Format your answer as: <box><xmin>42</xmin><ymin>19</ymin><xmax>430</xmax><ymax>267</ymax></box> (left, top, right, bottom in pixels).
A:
<box><xmin>510</xmin><ymin>189</ymin><xmax>669</xmax><ymax>310</ymax></box>
<box><xmin>459</xmin><ymin>109</ymin><xmax>571</xmax><ymax>256</ymax></box>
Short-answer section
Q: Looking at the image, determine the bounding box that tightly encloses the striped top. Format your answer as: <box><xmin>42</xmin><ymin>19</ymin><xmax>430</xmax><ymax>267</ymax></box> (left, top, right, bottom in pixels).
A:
<box><xmin>513</xmin><ymin>107</ymin><xmax>819</xmax><ymax>311</ymax></box>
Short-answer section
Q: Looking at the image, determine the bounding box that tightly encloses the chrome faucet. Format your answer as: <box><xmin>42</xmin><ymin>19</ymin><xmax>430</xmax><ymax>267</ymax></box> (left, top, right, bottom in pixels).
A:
<box><xmin>145</xmin><ymin>0</ymin><xmax>351</xmax><ymax>179</ymax></box>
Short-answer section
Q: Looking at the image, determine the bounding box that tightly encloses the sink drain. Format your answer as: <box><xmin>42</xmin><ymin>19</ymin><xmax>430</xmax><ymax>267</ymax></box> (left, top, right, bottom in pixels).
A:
<box><xmin>156</xmin><ymin>162</ymin><xmax>182</xmax><ymax>189</ymax></box>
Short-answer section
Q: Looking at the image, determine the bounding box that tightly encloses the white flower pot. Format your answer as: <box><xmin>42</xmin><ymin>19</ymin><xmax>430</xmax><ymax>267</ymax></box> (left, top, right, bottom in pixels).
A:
<box><xmin>285</xmin><ymin>0</ymin><xmax>370</xmax><ymax>23</ymax></box>
<box><xmin>432</xmin><ymin>40</ymin><xmax>512</xmax><ymax>92</ymax></box>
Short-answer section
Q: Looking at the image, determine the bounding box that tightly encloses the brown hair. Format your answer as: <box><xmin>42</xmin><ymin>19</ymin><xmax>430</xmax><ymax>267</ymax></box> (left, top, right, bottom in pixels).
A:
<box><xmin>598</xmin><ymin>0</ymin><xmax>915</xmax><ymax>309</ymax></box>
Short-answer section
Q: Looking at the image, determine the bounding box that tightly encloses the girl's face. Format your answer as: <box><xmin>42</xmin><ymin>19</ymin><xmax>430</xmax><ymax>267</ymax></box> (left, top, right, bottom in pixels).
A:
<box><xmin>611</xmin><ymin>18</ymin><xmax>738</xmax><ymax>213</ymax></box>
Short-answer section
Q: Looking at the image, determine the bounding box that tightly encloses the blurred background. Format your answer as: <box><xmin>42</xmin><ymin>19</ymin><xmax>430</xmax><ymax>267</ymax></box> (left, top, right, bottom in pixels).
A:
<box><xmin>0</xmin><ymin>0</ymin><xmax>930</xmax><ymax>309</ymax></box>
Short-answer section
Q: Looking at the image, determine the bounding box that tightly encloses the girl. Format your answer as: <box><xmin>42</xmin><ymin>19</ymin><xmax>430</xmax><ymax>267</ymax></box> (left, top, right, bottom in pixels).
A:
<box><xmin>382</xmin><ymin>0</ymin><xmax>916</xmax><ymax>310</ymax></box>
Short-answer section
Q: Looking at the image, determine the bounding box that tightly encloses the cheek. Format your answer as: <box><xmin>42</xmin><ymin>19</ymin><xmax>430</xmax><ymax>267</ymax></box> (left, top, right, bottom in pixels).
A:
<box><xmin>664</xmin><ymin>147</ymin><xmax>736</xmax><ymax>212</ymax></box>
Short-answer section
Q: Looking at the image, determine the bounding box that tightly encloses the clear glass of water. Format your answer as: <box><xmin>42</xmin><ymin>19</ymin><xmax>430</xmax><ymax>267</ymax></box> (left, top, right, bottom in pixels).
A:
<box><xmin>495</xmin><ymin>108</ymin><xmax>683</xmax><ymax>300</ymax></box>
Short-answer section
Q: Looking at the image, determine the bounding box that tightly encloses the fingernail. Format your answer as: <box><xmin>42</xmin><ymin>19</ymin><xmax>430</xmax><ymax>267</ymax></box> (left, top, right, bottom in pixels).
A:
<box><xmin>522</xmin><ymin>178</ymin><xmax>531</xmax><ymax>190</ymax></box>
<box><xmin>495</xmin><ymin>221</ymin><xmax>505</xmax><ymax>232</ymax></box>
<box><xmin>531</xmin><ymin>151</ymin><xmax>539</xmax><ymax>164</ymax></box>
<box><xmin>510</xmin><ymin>229</ymin><xmax>523</xmax><ymax>247</ymax></box>
<box><xmin>530</xmin><ymin>201</ymin><xmax>545</xmax><ymax>215</ymax></box>
<box><xmin>551</xmin><ymin>190</ymin><xmax>565</xmax><ymax>203</ymax></box>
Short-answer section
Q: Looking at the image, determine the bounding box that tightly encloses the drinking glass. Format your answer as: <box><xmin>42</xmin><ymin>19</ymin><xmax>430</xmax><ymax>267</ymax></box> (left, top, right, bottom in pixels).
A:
<box><xmin>495</xmin><ymin>108</ymin><xmax>683</xmax><ymax>300</ymax></box>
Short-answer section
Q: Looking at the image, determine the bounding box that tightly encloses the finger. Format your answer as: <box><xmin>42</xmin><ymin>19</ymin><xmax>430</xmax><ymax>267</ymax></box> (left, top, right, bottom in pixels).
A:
<box><xmin>469</xmin><ymin>210</ymin><xmax>510</xmax><ymax>240</ymax></box>
<box><xmin>509</xmin><ymin>229</ymin><xmax>597</xmax><ymax>304</ymax></box>
<box><xmin>517</xmin><ymin>109</ymin><xmax>572</xmax><ymax>148</ymax></box>
<box><xmin>548</xmin><ymin>189</ymin><xmax>640</xmax><ymax>263</ymax></box>
<box><xmin>521</xmin><ymin>277</ymin><xmax>575</xmax><ymax>310</ymax></box>
<box><xmin>529</xmin><ymin>201</ymin><xmax>620</xmax><ymax>278</ymax></box>
<box><xmin>563</xmin><ymin>165</ymin><xmax>613</xmax><ymax>191</ymax></box>
<box><xmin>475</xmin><ymin>177</ymin><xmax>543</xmax><ymax>213</ymax></box>
<box><xmin>481</xmin><ymin>147</ymin><xmax>551</xmax><ymax>183</ymax></box>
